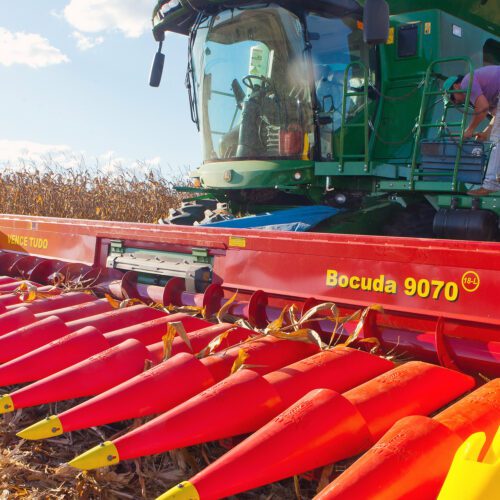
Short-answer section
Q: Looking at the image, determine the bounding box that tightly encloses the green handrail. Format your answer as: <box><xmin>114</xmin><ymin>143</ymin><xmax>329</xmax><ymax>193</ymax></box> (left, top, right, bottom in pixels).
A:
<box><xmin>409</xmin><ymin>57</ymin><xmax>474</xmax><ymax>191</ymax></box>
<box><xmin>338</xmin><ymin>61</ymin><xmax>370</xmax><ymax>173</ymax></box>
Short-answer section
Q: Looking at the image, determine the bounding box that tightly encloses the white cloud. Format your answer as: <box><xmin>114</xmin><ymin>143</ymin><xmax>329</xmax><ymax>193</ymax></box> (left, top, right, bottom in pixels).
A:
<box><xmin>50</xmin><ymin>9</ymin><xmax>65</xmax><ymax>20</ymax></box>
<box><xmin>96</xmin><ymin>151</ymin><xmax>161</xmax><ymax>175</ymax></box>
<box><xmin>64</xmin><ymin>0</ymin><xmax>151</xmax><ymax>38</ymax></box>
<box><xmin>0</xmin><ymin>28</ymin><xmax>69</xmax><ymax>68</ymax></box>
<box><xmin>0</xmin><ymin>140</ymin><xmax>162</xmax><ymax>175</ymax></box>
<box><xmin>0</xmin><ymin>140</ymin><xmax>72</xmax><ymax>166</ymax></box>
<box><xmin>72</xmin><ymin>31</ymin><xmax>105</xmax><ymax>51</ymax></box>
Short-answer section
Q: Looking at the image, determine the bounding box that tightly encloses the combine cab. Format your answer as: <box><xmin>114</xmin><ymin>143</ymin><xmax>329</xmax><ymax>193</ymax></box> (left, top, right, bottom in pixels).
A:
<box><xmin>152</xmin><ymin>0</ymin><xmax>500</xmax><ymax>240</ymax></box>
<box><xmin>0</xmin><ymin>1</ymin><xmax>498</xmax><ymax>499</ymax></box>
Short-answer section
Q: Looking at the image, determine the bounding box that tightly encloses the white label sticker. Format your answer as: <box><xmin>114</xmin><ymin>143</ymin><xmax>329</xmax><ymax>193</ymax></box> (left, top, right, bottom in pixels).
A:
<box><xmin>452</xmin><ymin>25</ymin><xmax>462</xmax><ymax>37</ymax></box>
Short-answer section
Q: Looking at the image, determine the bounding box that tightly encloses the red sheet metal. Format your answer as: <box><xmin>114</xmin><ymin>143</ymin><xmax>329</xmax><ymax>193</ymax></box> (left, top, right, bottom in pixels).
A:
<box><xmin>0</xmin><ymin>214</ymin><xmax>498</xmax><ymax>326</ymax></box>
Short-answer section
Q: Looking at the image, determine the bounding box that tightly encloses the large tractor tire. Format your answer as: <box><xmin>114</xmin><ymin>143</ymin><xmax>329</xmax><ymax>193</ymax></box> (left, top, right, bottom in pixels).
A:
<box><xmin>160</xmin><ymin>199</ymin><xmax>220</xmax><ymax>226</ymax></box>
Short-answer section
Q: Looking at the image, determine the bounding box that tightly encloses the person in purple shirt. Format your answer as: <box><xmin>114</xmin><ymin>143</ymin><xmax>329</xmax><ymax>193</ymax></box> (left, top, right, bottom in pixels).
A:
<box><xmin>445</xmin><ymin>65</ymin><xmax>499</xmax><ymax>195</ymax></box>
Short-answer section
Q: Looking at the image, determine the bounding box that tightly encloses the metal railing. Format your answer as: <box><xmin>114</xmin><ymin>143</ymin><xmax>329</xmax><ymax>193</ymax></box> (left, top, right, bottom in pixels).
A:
<box><xmin>409</xmin><ymin>57</ymin><xmax>474</xmax><ymax>191</ymax></box>
<box><xmin>338</xmin><ymin>61</ymin><xmax>370</xmax><ymax>172</ymax></box>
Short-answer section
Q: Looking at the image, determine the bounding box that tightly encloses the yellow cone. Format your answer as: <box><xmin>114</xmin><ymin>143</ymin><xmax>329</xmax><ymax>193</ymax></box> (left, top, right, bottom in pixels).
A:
<box><xmin>156</xmin><ymin>482</ymin><xmax>200</xmax><ymax>500</ymax></box>
<box><xmin>69</xmin><ymin>441</ymin><xmax>120</xmax><ymax>470</ymax></box>
<box><xmin>438</xmin><ymin>428</ymin><xmax>500</xmax><ymax>500</ymax></box>
<box><xmin>17</xmin><ymin>415</ymin><xmax>63</xmax><ymax>440</ymax></box>
<box><xmin>0</xmin><ymin>394</ymin><xmax>14</xmax><ymax>414</ymax></box>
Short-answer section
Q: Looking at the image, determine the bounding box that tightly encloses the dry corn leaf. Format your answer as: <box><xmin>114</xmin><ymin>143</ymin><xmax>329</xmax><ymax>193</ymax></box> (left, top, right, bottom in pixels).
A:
<box><xmin>216</xmin><ymin>292</ymin><xmax>238</xmax><ymax>323</ymax></box>
<box><xmin>234</xmin><ymin>318</ymin><xmax>255</xmax><ymax>331</ymax></box>
<box><xmin>293</xmin><ymin>475</ymin><xmax>302</xmax><ymax>500</ymax></box>
<box><xmin>358</xmin><ymin>337</ymin><xmax>381</xmax><ymax>349</ymax></box>
<box><xmin>337</xmin><ymin>309</ymin><xmax>363</xmax><ymax>324</ymax></box>
<box><xmin>119</xmin><ymin>298</ymin><xmax>144</xmax><ymax>308</ymax></box>
<box><xmin>15</xmin><ymin>282</ymin><xmax>38</xmax><ymax>302</ymax></box>
<box><xmin>32</xmin><ymin>287</ymin><xmax>62</xmax><ymax>299</ymax></box>
<box><xmin>268</xmin><ymin>328</ymin><xmax>311</xmax><ymax>341</ymax></box>
<box><xmin>308</xmin><ymin>329</ymin><xmax>327</xmax><ymax>350</ymax></box>
<box><xmin>265</xmin><ymin>306</ymin><xmax>289</xmax><ymax>333</ymax></box>
<box><xmin>162</xmin><ymin>323</ymin><xmax>178</xmax><ymax>360</ymax></box>
<box><xmin>478</xmin><ymin>373</ymin><xmax>491</xmax><ymax>383</ymax></box>
<box><xmin>317</xmin><ymin>463</ymin><xmax>335</xmax><ymax>494</ymax></box>
<box><xmin>336</xmin><ymin>304</ymin><xmax>384</xmax><ymax>347</ymax></box>
<box><xmin>299</xmin><ymin>302</ymin><xmax>339</xmax><ymax>327</ymax></box>
<box><xmin>268</xmin><ymin>328</ymin><xmax>325</xmax><ymax>349</ymax></box>
<box><xmin>169</xmin><ymin>321</ymin><xmax>193</xmax><ymax>352</ymax></box>
<box><xmin>105</xmin><ymin>293</ymin><xmax>122</xmax><ymax>309</ymax></box>
<box><xmin>150</xmin><ymin>302</ymin><xmax>170</xmax><ymax>312</ymax></box>
<box><xmin>162</xmin><ymin>323</ymin><xmax>178</xmax><ymax>361</ymax></box>
<box><xmin>230</xmin><ymin>348</ymin><xmax>250</xmax><ymax>374</ymax></box>
<box><xmin>288</xmin><ymin>304</ymin><xmax>300</xmax><ymax>331</ymax></box>
<box><xmin>172</xmin><ymin>305</ymin><xmax>206</xmax><ymax>317</ymax></box>
<box><xmin>197</xmin><ymin>328</ymin><xmax>235</xmax><ymax>358</ymax></box>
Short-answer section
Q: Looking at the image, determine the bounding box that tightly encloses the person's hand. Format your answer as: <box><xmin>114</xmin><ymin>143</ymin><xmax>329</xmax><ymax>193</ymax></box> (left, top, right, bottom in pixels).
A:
<box><xmin>463</xmin><ymin>128</ymin><xmax>474</xmax><ymax>139</ymax></box>
<box><xmin>475</xmin><ymin>123</ymin><xmax>493</xmax><ymax>142</ymax></box>
<box><xmin>475</xmin><ymin>131</ymin><xmax>490</xmax><ymax>141</ymax></box>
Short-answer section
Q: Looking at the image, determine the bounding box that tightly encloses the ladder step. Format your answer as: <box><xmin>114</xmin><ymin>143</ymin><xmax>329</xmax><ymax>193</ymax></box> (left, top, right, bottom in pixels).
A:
<box><xmin>424</xmin><ymin>90</ymin><xmax>447</xmax><ymax>96</ymax></box>
<box><xmin>420</xmin><ymin>122</ymin><xmax>462</xmax><ymax>128</ymax></box>
<box><xmin>415</xmin><ymin>171</ymin><xmax>456</xmax><ymax>176</ymax></box>
<box><xmin>342</xmin><ymin>123</ymin><xmax>366</xmax><ymax>128</ymax></box>
<box><xmin>425</xmin><ymin>89</ymin><xmax>466</xmax><ymax>96</ymax></box>
<box><xmin>345</xmin><ymin>92</ymin><xmax>365</xmax><ymax>97</ymax></box>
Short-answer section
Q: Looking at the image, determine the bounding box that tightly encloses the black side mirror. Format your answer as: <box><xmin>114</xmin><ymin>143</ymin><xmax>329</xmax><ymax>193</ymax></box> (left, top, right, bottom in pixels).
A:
<box><xmin>149</xmin><ymin>43</ymin><xmax>165</xmax><ymax>87</ymax></box>
<box><xmin>363</xmin><ymin>0</ymin><xmax>390</xmax><ymax>45</ymax></box>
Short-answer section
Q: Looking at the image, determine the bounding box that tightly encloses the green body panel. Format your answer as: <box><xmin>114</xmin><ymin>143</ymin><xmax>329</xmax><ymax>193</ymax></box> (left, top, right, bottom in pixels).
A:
<box><xmin>371</xmin><ymin>9</ymin><xmax>495</xmax><ymax>163</ymax></box>
<box><xmin>437</xmin><ymin>194</ymin><xmax>500</xmax><ymax>211</ymax></box>
<box><xmin>384</xmin><ymin>1</ymin><xmax>499</xmax><ymax>37</ymax></box>
<box><xmin>197</xmin><ymin>160</ymin><xmax>314</xmax><ymax>190</ymax></box>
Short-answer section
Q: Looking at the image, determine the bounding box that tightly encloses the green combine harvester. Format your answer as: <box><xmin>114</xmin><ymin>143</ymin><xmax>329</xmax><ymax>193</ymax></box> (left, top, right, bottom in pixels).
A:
<box><xmin>150</xmin><ymin>0</ymin><xmax>499</xmax><ymax>240</ymax></box>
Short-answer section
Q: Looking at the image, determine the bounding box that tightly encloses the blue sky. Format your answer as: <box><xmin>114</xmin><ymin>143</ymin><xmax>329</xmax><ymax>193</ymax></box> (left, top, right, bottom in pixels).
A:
<box><xmin>0</xmin><ymin>0</ymin><xmax>201</xmax><ymax>175</ymax></box>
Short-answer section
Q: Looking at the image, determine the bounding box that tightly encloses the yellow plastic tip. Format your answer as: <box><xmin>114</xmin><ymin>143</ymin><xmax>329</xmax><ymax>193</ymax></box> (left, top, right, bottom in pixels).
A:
<box><xmin>0</xmin><ymin>394</ymin><xmax>14</xmax><ymax>414</ymax></box>
<box><xmin>438</xmin><ymin>428</ymin><xmax>500</xmax><ymax>500</ymax></box>
<box><xmin>156</xmin><ymin>481</ymin><xmax>200</xmax><ymax>500</ymax></box>
<box><xmin>17</xmin><ymin>415</ymin><xmax>63</xmax><ymax>440</ymax></box>
<box><xmin>68</xmin><ymin>441</ymin><xmax>120</xmax><ymax>470</ymax></box>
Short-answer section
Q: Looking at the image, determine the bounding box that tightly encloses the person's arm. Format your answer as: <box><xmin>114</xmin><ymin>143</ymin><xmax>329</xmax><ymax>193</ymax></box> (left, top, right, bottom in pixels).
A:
<box><xmin>475</xmin><ymin>115</ymin><xmax>495</xmax><ymax>141</ymax></box>
<box><xmin>464</xmin><ymin>94</ymin><xmax>490</xmax><ymax>138</ymax></box>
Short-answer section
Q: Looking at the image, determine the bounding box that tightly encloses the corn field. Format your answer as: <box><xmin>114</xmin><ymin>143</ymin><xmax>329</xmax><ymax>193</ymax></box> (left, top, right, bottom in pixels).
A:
<box><xmin>0</xmin><ymin>158</ymin><xmax>186</xmax><ymax>223</ymax></box>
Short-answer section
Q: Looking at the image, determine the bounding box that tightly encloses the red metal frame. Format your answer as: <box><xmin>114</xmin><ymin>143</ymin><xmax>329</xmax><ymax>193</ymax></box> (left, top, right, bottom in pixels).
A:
<box><xmin>0</xmin><ymin>214</ymin><xmax>498</xmax><ymax>321</ymax></box>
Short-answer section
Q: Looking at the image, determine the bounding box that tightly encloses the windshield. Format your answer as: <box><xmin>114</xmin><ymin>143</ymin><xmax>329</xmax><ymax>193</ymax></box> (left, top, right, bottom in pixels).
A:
<box><xmin>191</xmin><ymin>5</ymin><xmax>315</xmax><ymax>162</ymax></box>
<box><xmin>308</xmin><ymin>13</ymin><xmax>375</xmax><ymax>159</ymax></box>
